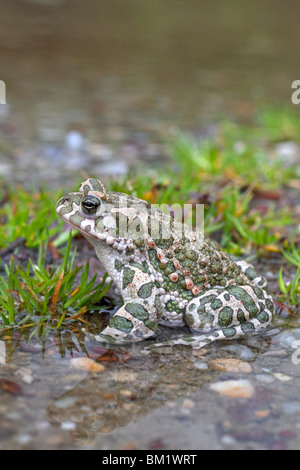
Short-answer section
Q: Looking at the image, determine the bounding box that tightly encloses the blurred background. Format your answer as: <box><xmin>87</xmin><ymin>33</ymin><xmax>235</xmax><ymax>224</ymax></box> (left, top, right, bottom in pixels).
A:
<box><xmin>0</xmin><ymin>0</ymin><xmax>299</xmax><ymax>187</ymax></box>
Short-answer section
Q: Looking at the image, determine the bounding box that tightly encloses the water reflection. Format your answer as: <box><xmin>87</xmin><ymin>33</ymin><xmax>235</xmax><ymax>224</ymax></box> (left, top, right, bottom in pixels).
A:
<box><xmin>45</xmin><ymin>335</ymin><xmax>270</xmax><ymax>446</ymax></box>
<box><xmin>2</xmin><ymin>319</ymin><xmax>299</xmax><ymax>450</ymax></box>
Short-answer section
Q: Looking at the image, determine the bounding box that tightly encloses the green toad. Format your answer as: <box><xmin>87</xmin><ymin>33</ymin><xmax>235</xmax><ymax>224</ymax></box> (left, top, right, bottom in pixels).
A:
<box><xmin>56</xmin><ymin>178</ymin><xmax>274</xmax><ymax>349</ymax></box>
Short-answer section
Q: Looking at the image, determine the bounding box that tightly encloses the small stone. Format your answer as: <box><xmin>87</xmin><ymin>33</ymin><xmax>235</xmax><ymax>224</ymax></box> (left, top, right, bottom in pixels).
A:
<box><xmin>261</xmin><ymin>349</ymin><xmax>289</xmax><ymax>358</ymax></box>
<box><xmin>210</xmin><ymin>358</ymin><xmax>252</xmax><ymax>373</ymax></box>
<box><xmin>274</xmin><ymin>329</ymin><xmax>300</xmax><ymax>350</ymax></box>
<box><xmin>54</xmin><ymin>396</ymin><xmax>78</xmax><ymax>409</ymax></box>
<box><xmin>61</xmin><ymin>421</ymin><xmax>76</xmax><ymax>430</ymax></box>
<box><xmin>192</xmin><ymin>348</ymin><xmax>209</xmax><ymax>357</ymax></box>
<box><xmin>16</xmin><ymin>434</ymin><xmax>32</xmax><ymax>445</ymax></box>
<box><xmin>255</xmin><ymin>374</ymin><xmax>275</xmax><ymax>384</ymax></box>
<box><xmin>65</xmin><ymin>130</ymin><xmax>84</xmax><ymax>150</ymax></box>
<box><xmin>220</xmin><ymin>434</ymin><xmax>237</xmax><ymax>446</ymax></box>
<box><xmin>70</xmin><ymin>357</ymin><xmax>105</xmax><ymax>372</ymax></box>
<box><xmin>114</xmin><ymin>370</ymin><xmax>138</xmax><ymax>383</ymax></box>
<box><xmin>182</xmin><ymin>398</ymin><xmax>195</xmax><ymax>409</ymax></box>
<box><xmin>15</xmin><ymin>367</ymin><xmax>34</xmax><ymax>384</ymax></box>
<box><xmin>273</xmin><ymin>372</ymin><xmax>292</xmax><ymax>382</ymax></box>
<box><xmin>220</xmin><ymin>344</ymin><xmax>255</xmax><ymax>361</ymax></box>
<box><xmin>209</xmin><ymin>379</ymin><xmax>255</xmax><ymax>398</ymax></box>
<box><xmin>120</xmin><ymin>389</ymin><xmax>134</xmax><ymax>398</ymax></box>
<box><xmin>194</xmin><ymin>362</ymin><xmax>208</xmax><ymax>370</ymax></box>
<box><xmin>254</xmin><ymin>409</ymin><xmax>270</xmax><ymax>418</ymax></box>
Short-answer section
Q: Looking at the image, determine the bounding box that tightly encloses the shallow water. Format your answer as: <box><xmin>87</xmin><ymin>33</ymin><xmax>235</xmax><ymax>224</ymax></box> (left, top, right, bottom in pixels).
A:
<box><xmin>1</xmin><ymin>0</ymin><xmax>300</xmax><ymax>451</ymax></box>
<box><xmin>1</xmin><ymin>318</ymin><xmax>300</xmax><ymax>450</ymax></box>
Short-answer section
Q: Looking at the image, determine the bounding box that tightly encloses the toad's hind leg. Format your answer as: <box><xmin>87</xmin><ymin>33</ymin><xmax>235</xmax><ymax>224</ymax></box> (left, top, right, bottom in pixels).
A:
<box><xmin>233</xmin><ymin>257</ymin><xmax>268</xmax><ymax>289</ymax></box>
<box><xmin>145</xmin><ymin>284</ymin><xmax>274</xmax><ymax>350</ymax></box>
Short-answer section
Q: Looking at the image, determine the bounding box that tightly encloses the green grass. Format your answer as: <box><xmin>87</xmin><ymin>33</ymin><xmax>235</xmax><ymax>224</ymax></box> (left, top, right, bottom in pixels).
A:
<box><xmin>0</xmin><ymin>234</ymin><xmax>112</xmax><ymax>331</ymax></box>
<box><xmin>0</xmin><ymin>183</ymin><xmax>64</xmax><ymax>249</ymax></box>
<box><xmin>278</xmin><ymin>267</ymin><xmax>300</xmax><ymax>306</ymax></box>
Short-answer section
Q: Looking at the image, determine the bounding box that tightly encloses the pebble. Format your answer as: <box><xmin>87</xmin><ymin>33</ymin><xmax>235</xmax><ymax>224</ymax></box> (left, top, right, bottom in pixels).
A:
<box><xmin>261</xmin><ymin>349</ymin><xmax>289</xmax><ymax>358</ymax></box>
<box><xmin>281</xmin><ymin>402</ymin><xmax>300</xmax><ymax>415</ymax></box>
<box><xmin>65</xmin><ymin>130</ymin><xmax>85</xmax><ymax>150</ymax></box>
<box><xmin>194</xmin><ymin>361</ymin><xmax>208</xmax><ymax>370</ymax></box>
<box><xmin>114</xmin><ymin>370</ymin><xmax>138</xmax><ymax>383</ymax></box>
<box><xmin>54</xmin><ymin>396</ymin><xmax>78</xmax><ymax>409</ymax></box>
<box><xmin>60</xmin><ymin>421</ymin><xmax>77</xmax><ymax>431</ymax></box>
<box><xmin>219</xmin><ymin>344</ymin><xmax>255</xmax><ymax>361</ymax></box>
<box><xmin>273</xmin><ymin>373</ymin><xmax>292</xmax><ymax>382</ymax></box>
<box><xmin>209</xmin><ymin>379</ymin><xmax>255</xmax><ymax>398</ymax></box>
<box><xmin>255</xmin><ymin>374</ymin><xmax>275</xmax><ymax>384</ymax></box>
<box><xmin>15</xmin><ymin>433</ymin><xmax>32</xmax><ymax>445</ymax></box>
<box><xmin>254</xmin><ymin>410</ymin><xmax>270</xmax><ymax>418</ymax></box>
<box><xmin>182</xmin><ymin>398</ymin><xmax>195</xmax><ymax>409</ymax></box>
<box><xmin>210</xmin><ymin>358</ymin><xmax>252</xmax><ymax>373</ymax></box>
<box><xmin>273</xmin><ymin>329</ymin><xmax>300</xmax><ymax>350</ymax></box>
<box><xmin>275</xmin><ymin>141</ymin><xmax>299</xmax><ymax>159</ymax></box>
<box><xmin>120</xmin><ymin>389</ymin><xmax>134</xmax><ymax>398</ymax></box>
<box><xmin>192</xmin><ymin>348</ymin><xmax>209</xmax><ymax>357</ymax></box>
<box><xmin>15</xmin><ymin>367</ymin><xmax>34</xmax><ymax>384</ymax></box>
<box><xmin>69</xmin><ymin>357</ymin><xmax>105</xmax><ymax>372</ymax></box>
<box><xmin>220</xmin><ymin>434</ymin><xmax>237</xmax><ymax>446</ymax></box>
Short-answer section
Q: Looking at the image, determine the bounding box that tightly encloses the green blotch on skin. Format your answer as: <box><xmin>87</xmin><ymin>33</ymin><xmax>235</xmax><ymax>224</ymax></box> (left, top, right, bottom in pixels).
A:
<box><xmin>256</xmin><ymin>311</ymin><xmax>270</xmax><ymax>323</ymax></box>
<box><xmin>69</xmin><ymin>213</ymin><xmax>84</xmax><ymax>227</ymax></box>
<box><xmin>252</xmin><ymin>286</ymin><xmax>265</xmax><ymax>300</ymax></box>
<box><xmin>137</xmin><ymin>282</ymin><xmax>153</xmax><ymax>298</ymax></box>
<box><xmin>59</xmin><ymin>205</ymin><xmax>73</xmax><ymax>216</ymax></box>
<box><xmin>109</xmin><ymin>316</ymin><xmax>133</xmax><ymax>333</ymax></box>
<box><xmin>266</xmin><ymin>298</ymin><xmax>274</xmax><ymax>313</ymax></box>
<box><xmin>223</xmin><ymin>327</ymin><xmax>237</xmax><ymax>338</ymax></box>
<box><xmin>207</xmin><ymin>331</ymin><xmax>220</xmax><ymax>338</ymax></box>
<box><xmin>130</xmin><ymin>262</ymin><xmax>149</xmax><ymax>273</ymax></box>
<box><xmin>218</xmin><ymin>306</ymin><xmax>233</xmax><ymax>327</ymax></box>
<box><xmin>241</xmin><ymin>322</ymin><xmax>255</xmax><ymax>334</ymax></box>
<box><xmin>227</xmin><ymin>286</ymin><xmax>259</xmax><ymax>318</ymax></box>
<box><xmin>198</xmin><ymin>311</ymin><xmax>214</xmax><ymax>325</ymax></box>
<box><xmin>100</xmin><ymin>334</ymin><xmax>116</xmax><ymax>343</ymax></box>
<box><xmin>114</xmin><ymin>259</ymin><xmax>124</xmax><ymax>272</ymax></box>
<box><xmin>181</xmin><ymin>336</ymin><xmax>199</xmax><ymax>342</ymax></box>
<box><xmin>82</xmin><ymin>184</ymin><xmax>91</xmax><ymax>193</ymax></box>
<box><xmin>122</xmin><ymin>267</ymin><xmax>135</xmax><ymax>289</ymax></box>
<box><xmin>125</xmin><ymin>302</ymin><xmax>148</xmax><ymax>321</ymax></box>
<box><xmin>155</xmin><ymin>295</ymin><xmax>163</xmax><ymax>316</ymax></box>
<box><xmin>237</xmin><ymin>308</ymin><xmax>246</xmax><ymax>323</ymax></box>
<box><xmin>88</xmin><ymin>178</ymin><xmax>105</xmax><ymax>192</ymax></box>
<box><xmin>210</xmin><ymin>298</ymin><xmax>222</xmax><ymax>310</ymax></box>
<box><xmin>245</xmin><ymin>267</ymin><xmax>258</xmax><ymax>281</ymax></box>
<box><xmin>142</xmin><ymin>261</ymin><xmax>151</xmax><ymax>274</ymax></box>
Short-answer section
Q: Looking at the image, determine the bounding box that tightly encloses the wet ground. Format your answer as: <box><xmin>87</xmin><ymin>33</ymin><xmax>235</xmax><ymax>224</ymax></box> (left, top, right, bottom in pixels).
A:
<box><xmin>1</xmin><ymin>0</ymin><xmax>300</xmax><ymax>451</ymax></box>
<box><xmin>1</xmin><ymin>312</ymin><xmax>300</xmax><ymax>450</ymax></box>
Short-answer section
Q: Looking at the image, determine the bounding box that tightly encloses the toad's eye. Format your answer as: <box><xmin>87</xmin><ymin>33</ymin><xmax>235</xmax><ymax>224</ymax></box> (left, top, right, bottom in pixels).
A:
<box><xmin>81</xmin><ymin>195</ymin><xmax>101</xmax><ymax>214</ymax></box>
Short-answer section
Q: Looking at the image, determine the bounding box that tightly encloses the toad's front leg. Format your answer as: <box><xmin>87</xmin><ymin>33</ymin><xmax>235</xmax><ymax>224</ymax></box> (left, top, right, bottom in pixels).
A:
<box><xmin>99</xmin><ymin>265</ymin><xmax>161</xmax><ymax>344</ymax></box>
